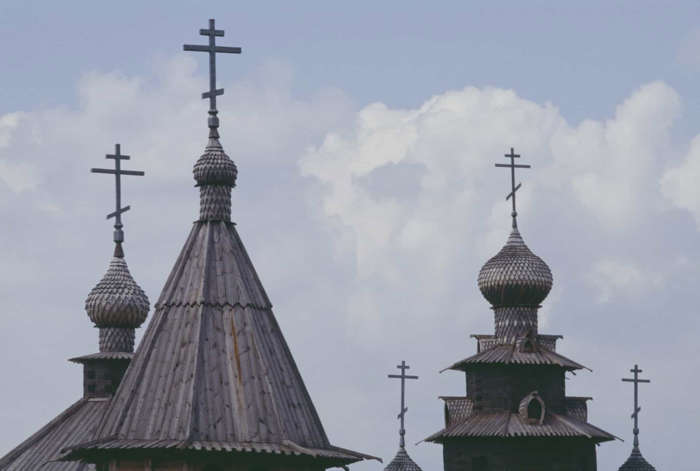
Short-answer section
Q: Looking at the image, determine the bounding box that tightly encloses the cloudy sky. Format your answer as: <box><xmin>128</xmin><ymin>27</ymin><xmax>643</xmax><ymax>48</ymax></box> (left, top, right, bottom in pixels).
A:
<box><xmin>2</xmin><ymin>1</ymin><xmax>700</xmax><ymax>470</ymax></box>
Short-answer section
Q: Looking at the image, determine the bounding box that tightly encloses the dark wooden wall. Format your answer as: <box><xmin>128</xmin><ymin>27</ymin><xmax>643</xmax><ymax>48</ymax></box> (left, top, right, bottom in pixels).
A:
<box><xmin>465</xmin><ymin>365</ymin><xmax>566</xmax><ymax>413</ymax></box>
<box><xmin>83</xmin><ymin>359</ymin><xmax>130</xmax><ymax>398</ymax></box>
<box><xmin>443</xmin><ymin>438</ymin><xmax>597</xmax><ymax>471</ymax></box>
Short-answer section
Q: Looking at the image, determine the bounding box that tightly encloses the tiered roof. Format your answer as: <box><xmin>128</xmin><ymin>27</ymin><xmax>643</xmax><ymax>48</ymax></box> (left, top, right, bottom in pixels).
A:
<box><xmin>427</xmin><ymin>397</ymin><xmax>614</xmax><ymax>442</ymax></box>
<box><xmin>427</xmin><ymin>150</ymin><xmax>615</xmax><ymax>453</ymax></box>
<box><xmin>444</xmin><ymin>342</ymin><xmax>587</xmax><ymax>371</ymax></box>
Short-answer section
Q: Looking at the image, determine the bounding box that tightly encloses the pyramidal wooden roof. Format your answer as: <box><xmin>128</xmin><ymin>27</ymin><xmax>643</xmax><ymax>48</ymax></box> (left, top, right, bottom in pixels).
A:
<box><xmin>65</xmin><ymin>137</ymin><xmax>374</xmax><ymax>466</ymax></box>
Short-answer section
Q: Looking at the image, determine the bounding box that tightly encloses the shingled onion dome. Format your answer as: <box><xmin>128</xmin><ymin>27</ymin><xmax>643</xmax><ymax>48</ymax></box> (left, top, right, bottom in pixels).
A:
<box><xmin>478</xmin><ymin>227</ymin><xmax>553</xmax><ymax>308</ymax></box>
<box><xmin>85</xmin><ymin>244</ymin><xmax>150</xmax><ymax>352</ymax></box>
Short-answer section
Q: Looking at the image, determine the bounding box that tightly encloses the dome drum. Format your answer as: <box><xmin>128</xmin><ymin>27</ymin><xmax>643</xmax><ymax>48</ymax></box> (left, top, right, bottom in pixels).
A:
<box><xmin>494</xmin><ymin>306</ymin><xmax>538</xmax><ymax>342</ymax></box>
<box><xmin>99</xmin><ymin>327</ymin><xmax>136</xmax><ymax>353</ymax></box>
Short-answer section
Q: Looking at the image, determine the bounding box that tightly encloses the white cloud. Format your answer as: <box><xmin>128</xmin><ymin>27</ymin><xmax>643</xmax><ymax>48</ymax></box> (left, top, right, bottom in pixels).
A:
<box><xmin>0</xmin><ymin>112</ymin><xmax>21</xmax><ymax>149</ymax></box>
<box><xmin>300</xmin><ymin>82</ymin><xmax>681</xmax><ymax>305</ymax></box>
<box><xmin>0</xmin><ymin>112</ymin><xmax>38</xmax><ymax>193</ymax></box>
<box><xmin>661</xmin><ymin>134</ymin><xmax>700</xmax><ymax>227</ymax></box>
<box><xmin>550</xmin><ymin>82</ymin><xmax>680</xmax><ymax>228</ymax></box>
<box><xmin>587</xmin><ymin>259</ymin><xmax>664</xmax><ymax>303</ymax></box>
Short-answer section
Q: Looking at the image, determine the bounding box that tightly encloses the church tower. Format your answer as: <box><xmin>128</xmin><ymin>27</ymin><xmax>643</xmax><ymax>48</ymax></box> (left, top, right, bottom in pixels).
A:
<box><xmin>0</xmin><ymin>144</ymin><xmax>149</xmax><ymax>471</ymax></box>
<box><xmin>425</xmin><ymin>148</ymin><xmax>615</xmax><ymax>471</ymax></box>
<box><xmin>63</xmin><ymin>19</ymin><xmax>374</xmax><ymax>471</ymax></box>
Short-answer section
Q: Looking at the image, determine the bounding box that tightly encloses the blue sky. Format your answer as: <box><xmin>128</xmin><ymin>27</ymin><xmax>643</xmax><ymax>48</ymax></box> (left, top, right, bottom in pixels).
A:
<box><xmin>1</xmin><ymin>2</ymin><xmax>700</xmax><ymax>470</ymax></box>
<box><xmin>3</xmin><ymin>1</ymin><xmax>700</xmax><ymax>125</ymax></box>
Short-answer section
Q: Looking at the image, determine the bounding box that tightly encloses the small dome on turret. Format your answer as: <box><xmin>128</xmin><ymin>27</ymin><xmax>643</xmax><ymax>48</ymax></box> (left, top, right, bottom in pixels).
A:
<box><xmin>193</xmin><ymin>137</ymin><xmax>237</xmax><ymax>187</ymax></box>
<box><xmin>478</xmin><ymin>228</ymin><xmax>552</xmax><ymax>307</ymax></box>
<box><xmin>384</xmin><ymin>448</ymin><xmax>423</xmax><ymax>471</ymax></box>
<box><xmin>618</xmin><ymin>447</ymin><xmax>656</xmax><ymax>471</ymax></box>
<box><xmin>85</xmin><ymin>247</ymin><xmax>150</xmax><ymax>328</ymax></box>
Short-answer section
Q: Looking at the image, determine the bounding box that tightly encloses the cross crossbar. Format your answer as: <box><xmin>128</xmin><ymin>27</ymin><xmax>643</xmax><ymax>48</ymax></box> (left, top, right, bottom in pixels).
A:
<box><xmin>91</xmin><ymin>143</ymin><xmax>144</xmax><ymax>245</ymax></box>
<box><xmin>200</xmin><ymin>28</ymin><xmax>224</xmax><ymax>37</ymax></box>
<box><xmin>183</xmin><ymin>45</ymin><xmax>242</xmax><ymax>54</ymax></box>
<box><xmin>91</xmin><ymin>169</ymin><xmax>145</xmax><ymax>176</ymax></box>
<box><xmin>107</xmin><ymin>205</ymin><xmax>130</xmax><ymax>220</ymax></box>
<box><xmin>507</xmin><ymin>183</ymin><xmax>522</xmax><ymax>201</ymax></box>
<box><xmin>202</xmin><ymin>88</ymin><xmax>224</xmax><ymax>99</ymax></box>
<box><xmin>388</xmin><ymin>374</ymin><xmax>419</xmax><ymax>379</ymax></box>
<box><xmin>183</xmin><ymin>18</ymin><xmax>242</xmax><ymax>136</ymax></box>
<box><xmin>495</xmin><ymin>163</ymin><xmax>531</xmax><ymax>169</ymax></box>
<box><xmin>106</xmin><ymin>152</ymin><xmax>130</xmax><ymax>160</ymax></box>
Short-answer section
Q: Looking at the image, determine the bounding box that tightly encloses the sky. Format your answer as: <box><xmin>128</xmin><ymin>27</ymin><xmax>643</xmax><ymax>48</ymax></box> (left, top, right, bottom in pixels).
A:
<box><xmin>1</xmin><ymin>1</ymin><xmax>700</xmax><ymax>470</ymax></box>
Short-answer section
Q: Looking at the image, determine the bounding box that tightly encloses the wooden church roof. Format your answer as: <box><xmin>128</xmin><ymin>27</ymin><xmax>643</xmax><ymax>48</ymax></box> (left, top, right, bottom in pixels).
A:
<box><xmin>425</xmin><ymin>397</ymin><xmax>616</xmax><ymax>443</ymax></box>
<box><xmin>66</xmin><ymin>219</ymin><xmax>370</xmax><ymax>464</ymax></box>
<box><xmin>443</xmin><ymin>342</ymin><xmax>588</xmax><ymax>372</ymax></box>
<box><xmin>0</xmin><ymin>398</ymin><xmax>106</xmax><ymax>470</ymax></box>
<box><xmin>64</xmin><ymin>48</ymin><xmax>375</xmax><ymax>461</ymax></box>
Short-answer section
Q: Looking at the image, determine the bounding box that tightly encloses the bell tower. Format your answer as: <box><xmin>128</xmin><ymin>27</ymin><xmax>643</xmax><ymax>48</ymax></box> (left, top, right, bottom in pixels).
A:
<box><xmin>425</xmin><ymin>148</ymin><xmax>615</xmax><ymax>471</ymax></box>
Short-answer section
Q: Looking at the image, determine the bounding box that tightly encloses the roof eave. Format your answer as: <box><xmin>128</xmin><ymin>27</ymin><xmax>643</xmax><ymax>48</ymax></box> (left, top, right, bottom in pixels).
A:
<box><xmin>61</xmin><ymin>439</ymin><xmax>380</xmax><ymax>465</ymax></box>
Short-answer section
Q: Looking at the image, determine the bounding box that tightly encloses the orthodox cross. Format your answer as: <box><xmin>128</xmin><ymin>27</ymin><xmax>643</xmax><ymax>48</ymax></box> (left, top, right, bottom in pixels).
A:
<box><xmin>91</xmin><ymin>144</ymin><xmax>145</xmax><ymax>248</ymax></box>
<box><xmin>183</xmin><ymin>18</ymin><xmax>242</xmax><ymax>137</ymax></box>
<box><xmin>622</xmin><ymin>364</ymin><xmax>650</xmax><ymax>449</ymax></box>
<box><xmin>388</xmin><ymin>360</ymin><xmax>418</xmax><ymax>449</ymax></box>
<box><xmin>495</xmin><ymin>147</ymin><xmax>531</xmax><ymax>229</ymax></box>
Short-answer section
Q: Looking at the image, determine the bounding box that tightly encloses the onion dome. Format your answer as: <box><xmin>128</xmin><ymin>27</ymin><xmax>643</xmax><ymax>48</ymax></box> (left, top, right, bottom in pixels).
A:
<box><xmin>193</xmin><ymin>137</ymin><xmax>237</xmax><ymax>187</ymax></box>
<box><xmin>384</xmin><ymin>448</ymin><xmax>423</xmax><ymax>471</ymax></box>
<box><xmin>618</xmin><ymin>447</ymin><xmax>656</xmax><ymax>471</ymax></box>
<box><xmin>478</xmin><ymin>228</ymin><xmax>553</xmax><ymax>307</ymax></box>
<box><xmin>85</xmin><ymin>247</ymin><xmax>150</xmax><ymax>328</ymax></box>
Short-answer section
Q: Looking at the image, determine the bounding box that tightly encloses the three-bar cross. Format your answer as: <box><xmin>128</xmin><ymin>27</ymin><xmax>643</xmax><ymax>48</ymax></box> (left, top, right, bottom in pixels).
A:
<box><xmin>183</xmin><ymin>19</ymin><xmax>242</xmax><ymax>136</ymax></box>
<box><xmin>622</xmin><ymin>364</ymin><xmax>650</xmax><ymax>449</ymax></box>
<box><xmin>388</xmin><ymin>360</ymin><xmax>418</xmax><ymax>449</ymax></box>
<box><xmin>495</xmin><ymin>147</ymin><xmax>531</xmax><ymax>229</ymax></box>
<box><xmin>91</xmin><ymin>144</ymin><xmax>145</xmax><ymax>246</ymax></box>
